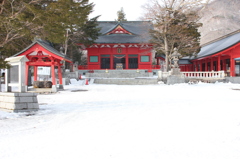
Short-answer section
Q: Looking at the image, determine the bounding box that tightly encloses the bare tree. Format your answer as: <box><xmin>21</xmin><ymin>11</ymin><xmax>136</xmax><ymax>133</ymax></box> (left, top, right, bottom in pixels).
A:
<box><xmin>142</xmin><ymin>0</ymin><xmax>210</xmax><ymax>71</ymax></box>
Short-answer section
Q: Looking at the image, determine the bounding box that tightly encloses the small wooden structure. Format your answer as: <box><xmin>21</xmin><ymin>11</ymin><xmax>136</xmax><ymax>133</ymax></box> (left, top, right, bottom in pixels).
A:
<box><xmin>12</xmin><ymin>39</ymin><xmax>72</xmax><ymax>91</ymax></box>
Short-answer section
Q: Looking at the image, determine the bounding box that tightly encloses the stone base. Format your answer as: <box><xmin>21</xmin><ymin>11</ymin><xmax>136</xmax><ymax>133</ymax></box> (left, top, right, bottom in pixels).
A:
<box><xmin>58</xmin><ymin>84</ymin><xmax>64</xmax><ymax>90</ymax></box>
<box><xmin>167</xmin><ymin>75</ymin><xmax>185</xmax><ymax>85</ymax></box>
<box><xmin>171</xmin><ymin>68</ymin><xmax>181</xmax><ymax>75</ymax></box>
<box><xmin>0</xmin><ymin>92</ymin><xmax>39</xmax><ymax>112</ymax></box>
<box><xmin>86</xmin><ymin>70</ymin><xmax>153</xmax><ymax>78</ymax></box>
<box><xmin>51</xmin><ymin>85</ymin><xmax>57</xmax><ymax>92</ymax></box>
<box><xmin>94</xmin><ymin>78</ymin><xmax>158</xmax><ymax>85</ymax></box>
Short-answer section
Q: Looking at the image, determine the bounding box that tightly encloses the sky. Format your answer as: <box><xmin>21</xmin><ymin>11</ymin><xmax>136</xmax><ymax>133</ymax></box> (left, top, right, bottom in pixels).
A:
<box><xmin>89</xmin><ymin>0</ymin><xmax>149</xmax><ymax>21</ymax></box>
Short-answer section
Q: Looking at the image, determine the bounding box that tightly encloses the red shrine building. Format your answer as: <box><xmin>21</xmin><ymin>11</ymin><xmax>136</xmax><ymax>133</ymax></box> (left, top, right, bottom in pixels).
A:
<box><xmin>82</xmin><ymin>21</ymin><xmax>157</xmax><ymax>70</ymax></box>
<box><xmin>176</xmin><ymin>30</ymin><xmax>240</xmax><ymax>77</ymax></box>
<box><xmin>12</xmin><ymin>40</ymin><xmax>72</xmax><ymax>88</ymax></box>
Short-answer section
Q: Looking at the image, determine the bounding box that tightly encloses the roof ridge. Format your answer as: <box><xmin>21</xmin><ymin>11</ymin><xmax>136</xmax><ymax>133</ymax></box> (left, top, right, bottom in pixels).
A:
<box><xmin>102</xmin><ymin>22</ymin><xmax>135</xmax><ymax>35</ymax></box>
<box><xmin>201</xmin><ymin>29</ymin><xmax>240</xmax><ymax>47</ymax></box>
<box><xmin>97</xmin><ymin>21</ymin><xmax>151</xmax><ymax>23</ymax></box>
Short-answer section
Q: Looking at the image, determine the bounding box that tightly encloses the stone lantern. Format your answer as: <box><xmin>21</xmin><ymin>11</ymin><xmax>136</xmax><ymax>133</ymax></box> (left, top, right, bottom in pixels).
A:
<box><xmin>167</xmin><ymin>48</ymin><xmax>185</xmax><ymax>84</ymax></box>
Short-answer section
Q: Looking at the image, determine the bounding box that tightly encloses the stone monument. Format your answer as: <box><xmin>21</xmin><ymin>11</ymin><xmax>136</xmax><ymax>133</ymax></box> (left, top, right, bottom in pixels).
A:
<box><xmin>167</xmin><ymin>48</ymin><xmax>185</xmax><ymax>85</ymax></box>
<box><xmin>0</xmin><ymin>56</ymin><xmax>39</xmax><ymax>112</ymax></box>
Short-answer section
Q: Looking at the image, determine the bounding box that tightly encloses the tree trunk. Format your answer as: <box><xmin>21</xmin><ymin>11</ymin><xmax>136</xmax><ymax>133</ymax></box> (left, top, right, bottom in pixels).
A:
<box><xmin>164</xmin><ymin>30</ymin><xmax>170</xmax><ymax>71</ymax></box>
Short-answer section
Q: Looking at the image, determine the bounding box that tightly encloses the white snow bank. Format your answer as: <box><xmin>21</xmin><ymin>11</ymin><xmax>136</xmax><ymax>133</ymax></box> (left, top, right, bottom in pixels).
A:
<box><xmin>0</xmin><ymin>82</ymin><xmax>240</xmax><ymax>159</ymax></box>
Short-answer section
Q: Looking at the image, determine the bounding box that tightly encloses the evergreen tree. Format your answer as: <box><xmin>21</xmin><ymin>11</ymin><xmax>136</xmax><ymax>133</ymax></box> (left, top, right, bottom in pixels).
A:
<box><xmin>116</xmin><ymin>7</ymin><xmax>127</xmax><ymax>21</ymax></box>
<box><xmin>0</xmin><ymin>0</ymin><xmax>100</xmax><ymax>68</ymax></box>
<box><xmin>0</xmin><ymin>0</ymin><xmax>40</xmax><ymax>57</ymax></box>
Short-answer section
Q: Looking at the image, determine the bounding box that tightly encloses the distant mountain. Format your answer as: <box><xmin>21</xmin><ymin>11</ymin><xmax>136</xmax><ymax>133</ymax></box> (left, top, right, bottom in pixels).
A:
<box><xmin>199</xmin><ymin>0</ymin><xmax>240</xmax><ymax>45</ymax></box>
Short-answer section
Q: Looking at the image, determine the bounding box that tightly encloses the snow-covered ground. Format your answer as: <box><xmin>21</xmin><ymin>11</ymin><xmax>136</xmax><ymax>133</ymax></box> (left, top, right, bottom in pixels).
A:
<box><xmin>1</xmin><ymin>81</ymin><xmax>240</xmax><ymax>159</ymax></box>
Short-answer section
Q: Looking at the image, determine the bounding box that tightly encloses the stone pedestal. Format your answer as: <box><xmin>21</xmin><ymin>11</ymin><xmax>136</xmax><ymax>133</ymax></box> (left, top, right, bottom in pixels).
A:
<box><xmin>0</xmin><ymin>92</ymin><xmax>39</xmax><ymax>112</ymax></box>
<box><xmin>51</xmin><ymin>85</ymin><xmax>57</xmax><ymax>92</ymax></box>
<box><xmin>171</xmin><ymin>68</ymin><xmax>181</xmax><ymax>75</ymax></box>
<box><xmin>58</xmin><ymin>84</ymin><xmax>64</xmax><ymax>90</ymax></box>
<box><xmin>167</xmin><ymin>75</ymin><xmax>185</xmax><ymax>85</ymax></box>
<box><xmin>167</xmin><ymin>68</ymin><xmax>185</xmax><ymax>85</ymax></box>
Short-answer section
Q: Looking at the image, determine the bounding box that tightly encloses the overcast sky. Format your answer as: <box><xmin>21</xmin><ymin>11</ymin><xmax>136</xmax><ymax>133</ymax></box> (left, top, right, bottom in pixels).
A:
<box><xmin>89</xmin><ymin>0</ymin><xmax>149</xmax><ymax>21</ymax></box>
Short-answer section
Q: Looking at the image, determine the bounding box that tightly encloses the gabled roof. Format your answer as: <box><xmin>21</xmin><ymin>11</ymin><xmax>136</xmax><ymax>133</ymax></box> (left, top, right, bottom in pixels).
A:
<box><xmin>106</xmin><ymin>25</ymin><xmax>133</xmax><ymax>35</ymax></box>
<box><xmin>12</xmin><ymin>39</ymin><xmax>72</xmax><ymax>62</ymax></box>
<box><xmin>196</xmin><ymin>30</ymin><xmax>240</xmax><ymax>59</ymax></box>
<box><xmin>95</xmin><ymin>21</ymin><xmax>153</xmax><ymax>44</ymax></box>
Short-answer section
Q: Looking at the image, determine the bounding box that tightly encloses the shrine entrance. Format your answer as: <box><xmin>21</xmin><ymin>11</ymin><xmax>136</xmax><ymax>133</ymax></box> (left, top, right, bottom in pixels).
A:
<box><xmin>114</xmin><ymin>57</ymin><xmax>126</xmax><ymax>69</ymax></box>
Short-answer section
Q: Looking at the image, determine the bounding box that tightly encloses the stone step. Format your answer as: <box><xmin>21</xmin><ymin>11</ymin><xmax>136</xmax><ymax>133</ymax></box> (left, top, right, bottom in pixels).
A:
<box><xmin>94</xmin><ymin>78</ymin><xmax>158</xmax><ymax>85</ymax></box>
<box><xmin>85</xmin><ymin>70</ymin><xmax>154</xmax><ymax>78</ymax></box>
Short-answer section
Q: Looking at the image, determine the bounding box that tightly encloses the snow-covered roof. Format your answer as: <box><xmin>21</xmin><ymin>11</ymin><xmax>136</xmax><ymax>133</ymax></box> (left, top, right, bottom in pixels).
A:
<box><xmin>196</xmin><ymin>30</ymin><xmax>240</xmax><ymax>59</ymax></box>
<box><xmin>95</xmin><ymin>21</ymin><xmax>153</xmax><ymax>44</ymax></box>
<box><xmin>12</xmin><ymin>39</ymin><xmax>72</xmax><ymax>62</ymax></box>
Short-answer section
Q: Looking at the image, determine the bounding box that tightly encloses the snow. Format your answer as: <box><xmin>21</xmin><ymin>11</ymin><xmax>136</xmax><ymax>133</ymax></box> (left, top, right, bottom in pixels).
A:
<box><xmin>1</xmin><ymin>81</ymin><xmax>240</xmax><ymax>159</ymax></box>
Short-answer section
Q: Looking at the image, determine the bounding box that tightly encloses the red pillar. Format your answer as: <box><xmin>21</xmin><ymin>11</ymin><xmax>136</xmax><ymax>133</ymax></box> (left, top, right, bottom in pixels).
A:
<box><xmin>58</xmin><ymin>64</ymin><xmax>62</xmax><ymax>85</ymax></box>
<box><xmin>51</xmin><ymin>64</ymin><xmax>56</xmax><ymax>85</ymax></box>
<box><xmin>110</xmin><ymin>54</ymin><xmax>113</xmax><ymax>69</ymax></box>
<box><xmin>205</xmin><ymin>59</ymin><xmax>208</xmax><ymax>71</ymax></box>
<box><xmin>218</xmin><ymin>56</ymin><xmax>221</xmax><ymax>71</ymax></box>
<box><xmin>126</xmin><ymin>54</ymin><xmax>129</xmax><ymax>69</ymax></box>
<box><xmin>230</xmin><ymin>56</ymin><xmax>236</xmax><ymax>77</ymax></box>
<box><xmin>34</xmin><ymin>66</ymin><xmax>38</xmax><ymax>81</ymax></box>
<box><xmin>25</xmin><ymin>63</ymin><xmax>29</xmax><ymax>86</ymax></box>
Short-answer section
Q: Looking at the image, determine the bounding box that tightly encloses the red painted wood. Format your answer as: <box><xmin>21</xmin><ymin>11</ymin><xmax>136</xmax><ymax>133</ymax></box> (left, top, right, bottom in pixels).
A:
<box><xmin>217</xmin><ymin>56</ymin><xmax>220</xmax><ymax>71</ymax></box>
<box><xmin>25</xmin><ymin>64</ymin><xmax>29</xmax><ymax>85</ymax></box>
<box><xmin>107</xmin><ymin>25</ymin><xmax>132</xmax><ymax>35</ymax></box>
<box><xmin>86</xmin><ymin>44</ymin><xmax>153</xmax><ymax>70</ymax></box>
<box><xmin>19</xmin><ymin>44</ymin><xmax>71</xmax><ymax>63</ymax></box>
<box><xmin>34</xmin><ymin>66</ymin><xmax>38</xmax><ymax>81</ymax></box>
<box><xmin>15</xmin><ymin>42</ymin><xmax>70</xmax><ymax>87</ymax></box>
<box><xmin>230</xmin><ymin>56</ymin><xmax>236</xmax><ymax>77</ymax></box>
<box><xmin>58</xmin><ymin>64</ymin><xmax>62</xmax><ymax>85</ymax></box>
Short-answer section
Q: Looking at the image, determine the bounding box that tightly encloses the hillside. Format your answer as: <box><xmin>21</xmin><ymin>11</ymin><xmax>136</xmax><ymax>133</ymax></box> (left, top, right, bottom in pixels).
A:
<box><xmin>199</xmin><ymin>0</ymin><xmax>240</xmax><ymax>45</ymax></box>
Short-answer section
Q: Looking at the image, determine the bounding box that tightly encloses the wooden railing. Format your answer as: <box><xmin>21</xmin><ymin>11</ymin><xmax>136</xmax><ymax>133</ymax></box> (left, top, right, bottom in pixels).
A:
<box><xmin>158</xmin><ymin>71</ymin><xmax>225</xmax><ymax>80</ymax></box>
<box><xmin>182</xmin><ymin>71</ymin><xmax>225</xmax><ymax>79</ymax></box>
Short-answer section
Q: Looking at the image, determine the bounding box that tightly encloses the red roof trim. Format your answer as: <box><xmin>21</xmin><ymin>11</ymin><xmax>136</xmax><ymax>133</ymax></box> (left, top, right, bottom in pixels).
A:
<box><xmin>107</xmin><ymin>25</ymin><xmax>132</xmax><ymax>35</ymax></box>
<box><xmin>17</xmin><ymin>43</ymin><xmax>71</xmax><ymax>63</ymax></box>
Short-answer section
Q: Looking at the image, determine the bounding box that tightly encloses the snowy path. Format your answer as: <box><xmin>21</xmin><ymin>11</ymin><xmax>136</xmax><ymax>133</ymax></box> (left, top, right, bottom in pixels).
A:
<box><xmin>0</xmin><ymin>83</ymin><xmax>240</xmax><ymax>159</ymax></box>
